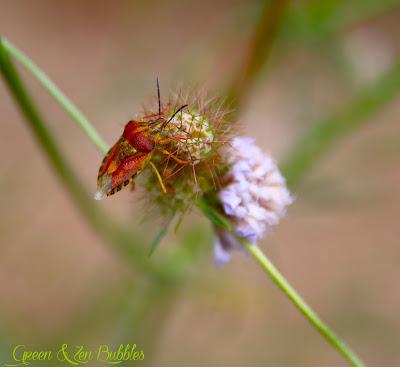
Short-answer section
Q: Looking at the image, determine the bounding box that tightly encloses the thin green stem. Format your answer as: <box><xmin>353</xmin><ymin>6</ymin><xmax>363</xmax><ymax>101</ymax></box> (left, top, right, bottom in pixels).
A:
<box><xmin>0</xmin><ymin>37</ymin><xmax>169</xmax><ymax>281</ymax></box>
<box><xmin>197</xmin><ymin>199</ymin><xmax>365</xmax><ymax>366</ymax></box>
<box><xmin>0</xmin><ymin>36</ymin><xmax>208</xmax><ymax>283</ymax></box>
<box><xmin>281</xmin><ymin>61</ymin><xmax>400</xmax><ymax>189</ymax></box>
<box><xmin>1</xmin><ymin>37</ymin><xmax>109</xmax><ymax>154</ymax></box>
<box><xmin>242</xmin><ymin>241</ymin><xmax>365</xmax><ymax>367</ymax></box>
<box><xmin>282</xmin><ymin>0</ymin><xmax>400</xmax><ymax>45</ymax></box>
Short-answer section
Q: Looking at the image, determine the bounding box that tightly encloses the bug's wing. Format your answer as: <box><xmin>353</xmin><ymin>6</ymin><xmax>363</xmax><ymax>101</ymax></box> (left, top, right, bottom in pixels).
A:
<box><xmin>107</xmin><ymin>153</ymin><xmax>151</xmax><ymax>196</ymax></box>
<box><xmin>97</xmin><ymin>139</ymin><xmax>122</xmax><ymax>178</ymax></box>
<box><xmin>94</xmin><ymin>141</ymin><xmax>121</xmax><ymax>200</ymax></box>
<box><xmin>95</xmin><ymin>152</ymin><xmax>151</xmax><ymax>199</ymax></box>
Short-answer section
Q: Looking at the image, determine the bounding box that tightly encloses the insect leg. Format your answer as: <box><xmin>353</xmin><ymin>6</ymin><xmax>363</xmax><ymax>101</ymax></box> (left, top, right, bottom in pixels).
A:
<box><xmin>149</xmin><ymin>161</ymin><xmax>167</xmax><ymax>194</ymax></box>
<box><xmin>160</xmin><ymin>149</ymin><xmax>189</xmax><ymax>164</ymax></box>
<box><xmin>158</xmin><ymin>136</ymin><xmax>188</xmax><ymax>145</ymax></box>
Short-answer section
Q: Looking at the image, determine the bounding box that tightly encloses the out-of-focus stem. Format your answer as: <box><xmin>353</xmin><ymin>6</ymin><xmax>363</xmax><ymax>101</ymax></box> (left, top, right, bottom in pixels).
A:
<box><xmin>243</xmin><ymin>241</ymin><xmax>366</xmax><ymax>367</ymax></box>
<box><xmin>226</xmin><ymin>0</ymin><xmax>289</xmax><ymax>118</ymax></box>
<box><xmin>1</xmin><ymin>37</ymin><xmax>109</xmax><ymax>154</ymax></box>
<box><xmin>281</xmin><ymin>62</ymin><xmax>400</xmax><ymax>189</ymax></box>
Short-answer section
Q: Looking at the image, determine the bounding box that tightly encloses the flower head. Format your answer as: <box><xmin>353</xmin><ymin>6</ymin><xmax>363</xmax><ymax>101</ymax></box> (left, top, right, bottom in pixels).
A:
<box><xmin>215</xmin><ymin>136</ymin><xmax>293</xmax><ymax>264</ymax></box>
<box><xmin>141</xmin><ymin>92</ymin><xmax>231</xmax><ymax>216</ymax></box>
<box><xmin>165</xmin><ymin>110</ymin><xmax>215</xmax><ymax>164</ymax></box>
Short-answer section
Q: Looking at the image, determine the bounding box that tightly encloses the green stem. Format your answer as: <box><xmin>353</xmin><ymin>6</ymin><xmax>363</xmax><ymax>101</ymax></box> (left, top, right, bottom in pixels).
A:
<box><xmin>0</xmin><ymin>36</ymin><xmax>168</xmax><ymax>281</ymax></box>
<box><xmin>281</xmin><ymin>61</ymin><xmax>400</xmax><ymax>189</ymax></box>
<box><xmin>242</xmin><ymin>241</ymin><xmax>365</xmax><ymax>367</ymax></box>
<box><xmin>198</xmin><ymin>199</ymin><xmax>365</xmax><ymax>366</ymax></box>
<box><xmin>0</xmin><ymin>36</ymin><xmax>206</xmax><ymax>283</ymax></box>
<box><xmin>0</xmin><ymin>37</ymin><xmax>109</xmax><ymax>154</ymax></box>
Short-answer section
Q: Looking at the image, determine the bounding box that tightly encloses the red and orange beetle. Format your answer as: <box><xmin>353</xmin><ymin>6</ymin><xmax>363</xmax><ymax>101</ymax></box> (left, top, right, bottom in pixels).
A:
<box><xmin>94</xmin><ymin>80</ymin><xmax>188</xmax><ymax>200</ymax></box>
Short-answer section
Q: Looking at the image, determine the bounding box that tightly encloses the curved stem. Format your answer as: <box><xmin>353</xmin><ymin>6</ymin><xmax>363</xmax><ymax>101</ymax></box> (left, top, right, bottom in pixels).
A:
<box><xmin>0</xmin><ymin>37</ymin><xmax>109</xmax><ymax>154</ymax></box>
<box><xmin>0</xmin><ymin>37</ymin><xmax>167</xmax><ymax>281</ymax></box>
<box><xmin>242</xmin><ymin>241</ymin><xmax>366</xmax><ymax>367</ymax></box>
<box><xmin>281</xmin><ymin>61</ymin><xmax>400</xmax><ymax>189</ymax></box>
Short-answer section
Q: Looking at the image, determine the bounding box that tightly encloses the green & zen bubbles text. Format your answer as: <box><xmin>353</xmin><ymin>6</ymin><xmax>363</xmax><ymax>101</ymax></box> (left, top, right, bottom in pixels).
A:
<box><xmin>4</xmin><ymin>343</ymin><xmax>145</xmax><ymax>366</ymax></box>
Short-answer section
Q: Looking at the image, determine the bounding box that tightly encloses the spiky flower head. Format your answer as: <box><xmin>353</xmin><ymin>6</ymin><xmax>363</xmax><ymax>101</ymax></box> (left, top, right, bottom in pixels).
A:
<box><xmin>141</xmin><ymin>92</ymin><xmax>231</xmax><ymax>216</ymax></box>
<box><xmin>164</xmin><ymin>110</ymin><xmax>214</xmax><ymax>164</ymax></box>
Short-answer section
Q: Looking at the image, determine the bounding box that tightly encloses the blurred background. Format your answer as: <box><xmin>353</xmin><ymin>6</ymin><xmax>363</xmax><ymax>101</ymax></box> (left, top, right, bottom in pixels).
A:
<box><xmin>1</xmin><ymin>0</ymin><xmax>400</xmax><ymax>366</ymax></box>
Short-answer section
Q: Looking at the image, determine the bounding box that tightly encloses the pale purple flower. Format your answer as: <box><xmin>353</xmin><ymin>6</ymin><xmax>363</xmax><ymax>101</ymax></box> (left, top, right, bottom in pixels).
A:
<box><xmin>215</xmin><ymin>136</ymin><xmax>293</xmax><ymax>265</ymax></box>
<box><xmin>213</xmin><ymin>229</ymin><xmax>241</xmax><ymax>267</ymax></box>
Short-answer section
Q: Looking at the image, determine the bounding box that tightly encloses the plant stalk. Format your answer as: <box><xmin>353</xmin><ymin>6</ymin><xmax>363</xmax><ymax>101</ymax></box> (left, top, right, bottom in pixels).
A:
<box><xmin>243</xmin><ymin>241</ymin><xmax>366</xmax><ymax>367</ymax></box>
<box><xmin>281</xmin><ymin>61</ymin><xmax>400</xmax><ymax>189</ymax></box>
<box><xmin>0</xmin><ymin>36</ymin><xmax>167</xmax><ymax>281</ymax></box>
<box><xmin>0</xmin><ymin>37</ymin><xmax>109</xmax><ymax>154</ymax></box>
<box><xmin>198</xmin><ymin>199</ymin><xmax>366</xmax><ymax>367</ymax></box>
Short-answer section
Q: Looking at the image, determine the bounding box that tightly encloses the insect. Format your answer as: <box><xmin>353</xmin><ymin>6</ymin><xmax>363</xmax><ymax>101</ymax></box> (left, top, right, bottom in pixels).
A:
<box><xmin>94</xmin><ymin>80</ymin><xmax>188</xmax><ymax>200</ymax></box>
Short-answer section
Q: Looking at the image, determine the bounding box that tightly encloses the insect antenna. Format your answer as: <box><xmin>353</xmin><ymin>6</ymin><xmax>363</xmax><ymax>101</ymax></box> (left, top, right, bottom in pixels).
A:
<box><xmin>156</xmin><ymin>77</ymin><xmax>161</xmax><ymax>116</ymax></box>
<box><xmin>161</xmin><ymin>104</ymin><xmax>188</xmax><ymax>130</ymax></box>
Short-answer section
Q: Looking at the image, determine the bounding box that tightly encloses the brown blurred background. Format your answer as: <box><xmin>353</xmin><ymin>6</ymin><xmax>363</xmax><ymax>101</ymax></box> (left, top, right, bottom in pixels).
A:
<box><xmin>1</xmin><ymin>0</ymin><xmax>400</xmax><ymax>366</ymax></box>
